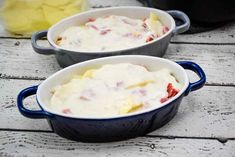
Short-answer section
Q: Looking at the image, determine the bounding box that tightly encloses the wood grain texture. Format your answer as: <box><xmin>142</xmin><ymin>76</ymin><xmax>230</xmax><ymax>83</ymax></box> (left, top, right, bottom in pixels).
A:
<box><xmin>0</xmin><ymin>79</ymin><xmax>51</xmax><ymax>131</ymax></box>
<box><xmin>0</xmin><ymin>131</ymin><xmax>234</xmax><ymax>157</ymax></box>
<box><xmin>150</xmin><ymin>86</ymin><xmax>235</xmax><ymax>138</ymax></box>
<box><xmin>0</xmin><ymin>39</ymin><xmax>61</xmax><ymax>80</ymax></box>
<box><xmin>0</xmin><ymin>0</ymin><xmax>234</xmax><ymax>156</ymax></box>
<box><xmin>1</xmin><ymin>79</ymin><xmax>235</xmax><ymax>138</ymax></box>
<box><xmin>0</xmin><ymin>39</ymin><xmax>234</xmax><ymax>85</ymax></box>
<box><xmin>165</xmin><ymin>44</ymin><xmax>235</xmax><ymax>85</ymax></box>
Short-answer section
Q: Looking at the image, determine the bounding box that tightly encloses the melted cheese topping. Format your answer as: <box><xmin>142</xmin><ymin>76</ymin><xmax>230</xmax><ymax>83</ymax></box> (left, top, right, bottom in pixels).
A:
<box><xmin>57</xmin><ymin>13</ymin><xmax>169</xmax><ymax>52</ymax></box>
<box><xmin>49</xmin><ymin>63</ymin><xmax>182</xmax><ymax>117</ymax></box>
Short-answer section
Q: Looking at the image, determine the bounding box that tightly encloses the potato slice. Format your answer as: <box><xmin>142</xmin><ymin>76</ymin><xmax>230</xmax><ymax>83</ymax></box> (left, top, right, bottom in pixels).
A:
<box><xmin>145</xmin><ymin>12</ymin><xmax>164</xmax><ymax>36</ymax></box>
<box><xmin>0</xmin><ymin>0</ymin><xmax>49</xmax><ymax>33</ymax></box>
<box><xmin>146</xmin><ymin>20</ymin><xmax>164</xmax><ymax>36</ymax></box>
<box><xmin>0</xmin><ymin>0</ymin><xmax>28</xmax><ymax>32</ymax></box>
<box><xmin>71</xmin><ymin>75</ymin><xmax>82</xmax><ymax>79</ymax></box>
<box><xmin>42</xmin><ymin>5</ymin><xmax>68</xmax><ymax>25</ymax></box>
<box><xmin>43</xmin><ymin>0</ymin><xmax>71</xmax><ymax>7</ymax></box>
<box><xmin>25</xmin><ymin>0</ymin><xmax>44</xmax><ymax>9</ymax></box>
<box><xmin>82</xmin><ymin>69</ymin><xmax>96</xmax><ymax>79</ymax></box>
<box><xmin>28</xmin><ymin>8</ymin><xmax>50</xmax><ymax>30</ymax></box>
<box><xmin>127</xmin><ymin>103</ymin><xmax>143</xmax><ymax>113</ymax></box>
<box><xmin>0</xmin><ymin>0</ymin><xmax>88</xmax><ymax>34</ymax></box>
<box><xmin>2</xmin><ymin>10</ymin><xmax>31</xmax><ymax>33</ymax></box>
<box><xmin>0</xmin><ymin>0</ymin><xmax>17</xmax><ymax>10</ymax></box>
<box><xmin>119</xmin><ymin>97</ymin><xmax>143</xmax><ymax>114</ymax></box>
<box><xmin>64</xmin><ymin>6</ymin><xmax>81</xmax><ymax>16</ymax></box>
<box><xmin>150</xmin><ymin>12</ymin><xmax>158</xmax><ymax>21</ymax></box>
<box><xmin>63</xmin><ymin>0</ymin><xmax>88</xmax><ymax>15</ymax></box>
<box><xmin>1</xmin><ymin>0</ymin><xmax>26</xmax><ymax>10</ymax></box>
<box><xmin>126</xmin><ymin>80</ymin><xmax>154</xmax><ymax>89</ymax></box>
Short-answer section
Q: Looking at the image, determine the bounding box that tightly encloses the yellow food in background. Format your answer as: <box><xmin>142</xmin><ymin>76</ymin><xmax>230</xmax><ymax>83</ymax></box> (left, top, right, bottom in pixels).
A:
<box><xmin>42</xmin><ymin>5</ymin><xmax>68</xmax><ymax>25</ymax></box>
<box><xmin>0</xmin><ymin>0</ymin><xmax>89</xmax><ymax>35</ymax></box>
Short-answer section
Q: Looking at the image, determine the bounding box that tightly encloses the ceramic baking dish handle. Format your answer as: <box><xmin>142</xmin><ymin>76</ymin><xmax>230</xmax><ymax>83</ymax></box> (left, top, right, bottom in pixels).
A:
<box><xmin>31</xmin><ymin>30</ymin><xmax>56</xmax><ymax>55</ymax></box>
<box><xmin>17</xmin><ymin>86</ymin><xmax>52</xmax><ymax>119</ymax></box>
<box><xmin>167</xmin><ymin>10</ymin><xmax>190</xmax><ymax>35</ymax></box>
<box><xmin>177</xmin><ymin>61</ymin><xmax>206</xmax><ymax>96</ymax></box>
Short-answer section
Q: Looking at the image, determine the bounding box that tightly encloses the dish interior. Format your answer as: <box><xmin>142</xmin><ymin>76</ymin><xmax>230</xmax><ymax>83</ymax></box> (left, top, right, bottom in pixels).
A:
<box><xmin>37</xmin><ymin>56</ymin><xmax>189</xmax><ymax>119</ymax></box>
<box><xmin>48</xmin><ymin>7</ymin><xmax>175</xmax><ymax>53</ymax></box>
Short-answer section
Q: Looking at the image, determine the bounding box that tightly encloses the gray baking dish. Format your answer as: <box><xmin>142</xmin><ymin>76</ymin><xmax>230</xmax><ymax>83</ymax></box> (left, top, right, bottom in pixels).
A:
<box><xmin>31</xmin><ymin>7</ymin><xmax>190</xmax><ymax>67</ymax></box>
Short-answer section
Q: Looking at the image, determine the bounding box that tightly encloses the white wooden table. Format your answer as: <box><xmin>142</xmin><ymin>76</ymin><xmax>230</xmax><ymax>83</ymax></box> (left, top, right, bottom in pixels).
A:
<box><xmin>0</xmin><ymin>0</ymin><xmax>235</xmax><ymax>156</ymax></box>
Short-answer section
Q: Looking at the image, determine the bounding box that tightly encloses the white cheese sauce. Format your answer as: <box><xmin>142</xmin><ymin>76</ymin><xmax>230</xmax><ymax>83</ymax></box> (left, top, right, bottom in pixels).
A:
<box><xmin>57</xmin><ymin>15</ymin><xmax>168</xmax><ymax>52</ymax></box>
<box><xmin>49</xmin><ymin>63</ymin><xmax>182</xmax><ymax>117</ymax></box>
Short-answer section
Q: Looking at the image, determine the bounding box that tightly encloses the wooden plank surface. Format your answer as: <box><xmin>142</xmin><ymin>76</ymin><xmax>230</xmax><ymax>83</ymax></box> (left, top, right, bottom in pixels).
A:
<box><xmin>0</xmin><ymin>39</ymin><xmax>61</xmax><ymax>80</ymax></box>
<box><xmin>1</xmin><ymin>78</ymin><xmax>235</xmax><ymax>138</ymax></box>
<box><xmin>165</xmin><ymin>44</ymin><xmax>235</xmax><ymax>85</ymax></box>
<box><xmin>0</xmin><ymin>79</ymin><xmax>51</xmax><ymax>131</ymax></box>
<box><xmin>0</xmin><ymin>0</ymin><xmax>234</xmax><ymax>156</ymax></box>
<box><xmin>0</xmin><ymin>131</ymin><xmax>234</xmax><ymax>157</ymax></box>
<box><xmin>0</xmin><ymin>39</ymin><xmax>234</xmax><ymax>85</ymax></box>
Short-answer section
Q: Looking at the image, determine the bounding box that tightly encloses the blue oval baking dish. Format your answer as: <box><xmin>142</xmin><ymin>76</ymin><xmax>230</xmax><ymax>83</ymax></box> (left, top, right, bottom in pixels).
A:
<box><xmin>17</xmin><ymin>55</ymin><xmax>205</xmax><ymax>142</ymax></box>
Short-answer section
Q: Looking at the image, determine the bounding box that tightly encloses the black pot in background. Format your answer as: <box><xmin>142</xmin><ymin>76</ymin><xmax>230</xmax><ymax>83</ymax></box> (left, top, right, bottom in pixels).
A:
<box><xmin>141</xmin><ymin>0</ymin><xmax>235</xmax><ymax>23</ymax></box>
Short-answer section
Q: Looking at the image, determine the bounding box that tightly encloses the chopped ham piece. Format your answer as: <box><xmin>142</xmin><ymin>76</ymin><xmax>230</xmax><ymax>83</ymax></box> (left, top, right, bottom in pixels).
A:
<box><xmin>80</xmin><ymin>96</ymin><xmax>90</xmax><ymax>101</ymax></box>
<box><xmin>163</xmin><ymin>26</ymin><xmax>169</xmax><ymax>34</ymax></box>
<box><xmin>160</xmin><ymin>83</ymin><xmax>179</xmax><ymax>103</ymax></box>
<box><xmin>88</xmin><ymin>18</ymin><xmax>95</xmax><ymax>22</ymax></box>
<box><xmin>146</xmin><ymin>36</ymin><xmax>154</xmax><ymax>42</ymax></box>
<box><xmin>90</xmin><ymin>25</ymin><xmax>99</xmax><ymax>30</ymax></box>
<box><xmin>167</xmin><ymin>83</ymin><xmax>178</xmax><ymax>97</ymax></box>
<box><xmin>142</xmin><ymin>22</ymin><xmax>147</xmax><ymax>29</ymax></box>
<box><xmin>62</xmin><ymin>108</ymin><xmax>72</xmax><ymax>114</ymax></box>
<box><xmin>100</xmin><ymin>29</ymin><xmax>111</xmax><ymax>35</ymax></box>
<box><xmin>160</xmin><ymin>97</ymin><xmax>168</xmax><ymax>103</ymax></box>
